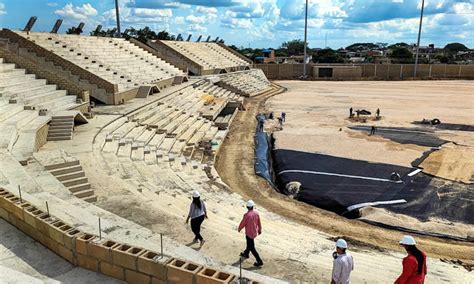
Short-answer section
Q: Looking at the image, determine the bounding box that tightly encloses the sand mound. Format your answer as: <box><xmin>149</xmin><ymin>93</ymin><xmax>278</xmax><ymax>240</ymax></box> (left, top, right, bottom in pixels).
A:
<box><xmin>420</xmin><ymin>143</ymin><xmax>474</xmax><ymax>183</ymax></box>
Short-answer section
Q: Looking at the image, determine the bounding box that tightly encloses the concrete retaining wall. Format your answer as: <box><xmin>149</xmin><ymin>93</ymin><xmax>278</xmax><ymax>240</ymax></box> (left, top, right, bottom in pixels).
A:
<box><xmin>0</xmin><ymin>188</ymin><xmax>263</xmax><ymax>284</ymax></box>
<box><xmin>254</xmin><ymin>63</ymin><xmax>474</xmax><ymax>80</ymax></box>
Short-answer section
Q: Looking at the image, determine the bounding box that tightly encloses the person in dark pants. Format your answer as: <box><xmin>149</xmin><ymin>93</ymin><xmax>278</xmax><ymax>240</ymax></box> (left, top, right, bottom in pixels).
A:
<box><xmin>238</xmin><ymin>200</ymin><xmax>263</xmax><ymax>267</ymax></box>
<box><xmin>185</xmin><ymin>191</ymin><xmax>208</xmax><ymax>247</ymax></box>
<box><xmin>349</xmin><ymin>107</ymin><xmax>353</xmax><ymax>117</ymax></box>
<box><xmin>376</xmin><ymin>108</ymin><xmax>380</xmax><ymax>118</ymax></box>
<box><xmin>370</xmin><ymin>125</ymin><xmax>376</xmax><ymax>136</ymax></box>
<box><xmin>281</xmin><ymin>112</ymin><xmax>286</xmax><ymax>122</ymax></box>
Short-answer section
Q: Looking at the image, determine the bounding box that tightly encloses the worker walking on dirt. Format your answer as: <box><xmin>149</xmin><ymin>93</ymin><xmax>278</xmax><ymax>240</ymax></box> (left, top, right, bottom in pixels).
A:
<box><xmin>349</xmin><ymin>107</ymin><xmax>353</xmax><ymax>118</ymax></box>
<box><xmin>376</xmin><ymin>108</ymin><xmax>380</xmax><ymax>118</ymax></box>
<box><xmin>185</xmin><ymin>191</ymin><xmax>208</xmax><ymax>247</ymax></box>
<box><xmin>331</xmin><ymin>238</ymin><xmax>354</xmax><ymax>284</ymax></box>
<box><xmin>278</xmin><ymin>117</ymin><xmax>283</xmax><ymax>129</ymax></box>
<box><xmin>238</xmin><ymin>200</ymin><xmax>264</xmax><ymax>267</ymax></box>
<box><xmin>281</xmin><ymin>112</ymin><xmax>286</xmax><ymax>122</ymax></box>
<box><xmin>395</xmin><ymin>235</ymin><xmax>427</xmax><ymax>284</ymax></box>
<box><xmin>370</xmin><ymin>125</ymin><xmax>376</xmax><ymax>136</ymax></box>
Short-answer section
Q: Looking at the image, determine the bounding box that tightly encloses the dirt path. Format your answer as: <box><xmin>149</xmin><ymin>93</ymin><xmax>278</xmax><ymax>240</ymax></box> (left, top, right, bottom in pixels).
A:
<box><xmin>215</xmin><ymin>82</ymin><xmax>474</xmax><ymax>266</ymax></box>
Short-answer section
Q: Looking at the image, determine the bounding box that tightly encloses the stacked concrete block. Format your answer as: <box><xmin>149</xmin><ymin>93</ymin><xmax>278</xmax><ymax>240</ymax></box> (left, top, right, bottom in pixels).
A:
<box><xmin>1</xmin><ymin>186</ymin><xmax>277</xmax><ymax>284</ymax></box>
<box><xmin>197</xmin><ymin>267</ymin><xmax>235</xmax><ymax>284</ymax></box>
<box><xmin>167</xmin><ymin>258</ymin><xmax>203</xmax><ymax>283</ymax></box>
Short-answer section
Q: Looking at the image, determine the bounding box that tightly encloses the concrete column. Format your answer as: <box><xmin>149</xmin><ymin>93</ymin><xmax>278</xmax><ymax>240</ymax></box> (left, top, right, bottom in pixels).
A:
<box><xmin>429</xmin><ymin>65</ymin><xmax>432</xmax><ymax>77</ymax></box>
<box><xmin>458</xmin><ymin>65</ymin><xmax>462</xmax><ymax>77</ymax></box>
<box><xmin>400</xmin><ymin>65</ymin><xmax>403</xmax><ymax>79</ymax></box>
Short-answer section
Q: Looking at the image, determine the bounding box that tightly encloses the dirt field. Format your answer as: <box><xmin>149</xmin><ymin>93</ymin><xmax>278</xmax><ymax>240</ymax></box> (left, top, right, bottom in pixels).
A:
<box><xmin>215</xmin><ymin>80</ymin><xmax>474</xmax><ymax>281</ymax></box>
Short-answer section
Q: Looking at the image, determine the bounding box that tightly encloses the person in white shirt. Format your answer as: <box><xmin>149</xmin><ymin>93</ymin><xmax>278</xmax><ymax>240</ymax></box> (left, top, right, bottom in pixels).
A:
<box><xmin>185</xmin><ymin>191</ymin><xmax>207</xmax><ymax>246</ymax></box>
<box><xmin>331</xmin><ymin>238</ymin><xmax>354</xmax><ymax>284</ymax></box>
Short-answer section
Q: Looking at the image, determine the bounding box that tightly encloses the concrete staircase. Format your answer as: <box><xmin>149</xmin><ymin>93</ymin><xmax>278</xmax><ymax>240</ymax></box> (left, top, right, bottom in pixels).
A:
<box><xmin>45</xmin><ymin>160</ymin><xmax>97</xmax><ymax>202</ymax></box>
<box><xmin>47</xmin><ymin>115</ymin><xmax>74</xmax><ymax>141</ymax></box>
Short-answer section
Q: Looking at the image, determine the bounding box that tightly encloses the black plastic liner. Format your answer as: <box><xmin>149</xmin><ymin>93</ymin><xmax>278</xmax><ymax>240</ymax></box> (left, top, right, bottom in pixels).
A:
<box><xmin>413</xmin><ymin>121</ymin><xmax>474</xmax><ymax>132</ymax></box>
<box><xmin>254</xmin><ymin>114</ymin><xmax>274</xmax><ymax>184</ymax></box>
<box><xmin>350</xmin><ymin>126</ymin><xmax>447</xmax><ymax>147</ymax></box>
<box><xmin>272</xmin><ymin>149</ymin><xmax>474</xmax><ymax>225</ymax></box>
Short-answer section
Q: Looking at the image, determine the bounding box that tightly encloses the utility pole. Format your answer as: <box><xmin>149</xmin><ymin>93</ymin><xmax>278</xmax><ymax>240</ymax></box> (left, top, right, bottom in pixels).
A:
<box><xmin>414</xmin><ymin>0</ymin><xmax>425</xmax><ymax>77</ymax></box>
<box><xmin>303</xmin><ymin>0</ymin><xmax>309</xmax><ymax>78</ymax></box>
<box><xmin>115</xmin><ymin>0</ymin><xmax>121</xmax><ymax>37</ymax></box>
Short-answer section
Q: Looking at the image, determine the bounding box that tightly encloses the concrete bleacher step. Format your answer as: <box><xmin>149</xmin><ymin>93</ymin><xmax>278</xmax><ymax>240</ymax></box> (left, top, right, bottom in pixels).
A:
<box><xmin>0</xmin><ymin>104</ymin><xmax>24</xmax><ymax>122</ymax></box>
<box><xmin>47</xmin><ymin>134</ymin><xmax>73</xmax><ymax>141</ymax></box>
<box><xmin>47</xmin><ymin>115</ymin><xmax>74</xmax><ymax>141</ymax></box>
<box><xmin>44</xmin><ymin>159</ymin><xmax>96</xmax><ymax>203</ymax></box>
<box><xmin>55</xmin><ymin>171</ymin><xmax>85</xmax><ymax>181</ymax></box>
<box><xmin>62</xmin><ymin>176</ymin><xmax>89</xmax><ymax>187</ymax></box>
<box><xmin>49</xmin><ymin>165</ymin><xmax>83</xmax><ymax>176</ymax></box>
<box><xmin>72</xmin><ymin>188</ymin><xmax>94</xmax><ymax>198</ymax></box>
<box><xmin>0</xmin><ymin>78</ymin><xmax>46</xmax><ymax>91</ymax></box>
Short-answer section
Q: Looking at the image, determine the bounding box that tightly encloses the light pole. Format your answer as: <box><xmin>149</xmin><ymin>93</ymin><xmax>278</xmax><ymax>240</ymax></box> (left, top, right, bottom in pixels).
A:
<box><xmin>115</xmin><ymin>0</ymin><xmax>121</xmax><ymax>37</ymax></box>
<box><xmin>414</xmin><ymin>0</ymin><xmax>425</xmax><ymax>77</ymax></box>
<box><xmin>303</xmin><ymin>0</ymin><xmax>309</xmax><ymax>78</ymax></box>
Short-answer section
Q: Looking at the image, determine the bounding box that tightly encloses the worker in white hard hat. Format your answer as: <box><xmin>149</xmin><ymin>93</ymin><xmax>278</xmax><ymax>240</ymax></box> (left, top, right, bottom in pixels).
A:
<box><xmin>238</xmin><ymin>200</ymin><xmax>263</xmax><ymax>267</ymax></box>
<box><xmin>395</xmin><ymin>235</ymin><xmax>427</xmax><ymax>284</ymax></box>
<box><xmin>185</xmin><ymin>191</ymin><xmax>208</xmax><ymax>247</ymax></box>
<box><xmin>331</xmin><ymin>238</ymin><xmax>354</xmax><ymax>284</ymax></box>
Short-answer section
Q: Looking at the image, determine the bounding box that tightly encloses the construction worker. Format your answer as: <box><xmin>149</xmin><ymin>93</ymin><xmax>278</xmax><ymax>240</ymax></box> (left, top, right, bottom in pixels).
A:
<box><xmin>370</xmin><ymin>125</ymin><xmax>376</xmax><ymax>136</ymax></box>
<box><xmin>238</xmin><ymin>200</ymin><xmax>263</xmax><ymax>267</ymax></box>
<box><xmin>281</xmin><ymin>112</ymin><xmax>286</xmax><ymax>122</ymax></box>
<box><xmin>349</xmin><ymin>107</ymin><xmax>353</xmax><ymax>118</ymax></box>
<box><xmin>376</xmin><ymin>108</ymin><xmax>380</xmax><ymax>118</ymax></box>
<box><xmin>331</xmin><ymin>238</ymin><xmax>354</xmax><ymax>284</ymax></box>
<box><xmin>395</xmin><ymin>235</ymin><xmax>427</xmax><ymax>284</ymax></box>
<box><xmin>185</xmin><ymin>191</ymin><xmax>208</xmax><ymax>247</ymax></box>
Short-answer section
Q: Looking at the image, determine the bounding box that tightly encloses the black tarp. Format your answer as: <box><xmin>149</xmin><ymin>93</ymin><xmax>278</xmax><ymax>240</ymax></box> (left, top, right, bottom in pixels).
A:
<box><xmin>272</xmin><ymin>149</ymin><xmax>474</xmax><ymax>225</ymax></box>
<box><xmin>254</xmin><ymin>114</ymin><xmax>274</xmax><ymax>184</ymax></box>
<box><xmin>350</xmin><ymin>126</ymin><xmax>447</xmax><ymax>147</ymax></box>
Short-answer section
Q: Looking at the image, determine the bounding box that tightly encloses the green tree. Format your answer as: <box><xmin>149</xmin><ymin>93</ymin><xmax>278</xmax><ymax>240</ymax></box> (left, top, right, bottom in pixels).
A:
<box><xmin>390</xmin><ymin>47</ymin><xmax>413</xmax><ymax>59</ymax></box>
<box><xmin>346</xmin><ymin>43</ymin><xmax>378</xmax><ymax>52</ymax></box>
<box><xmin>66</xmin><ymin>26</ymin><xmax>82</xmax><ymax>35</ymax></box>
<box><xmin>281</xmin><ymin>39</ymin><xmax>307</xmax><ymax>56</ymax></box>
<box><xmin>444</xmin><ymin>43</ymin><xmax>468</xmax><ymax>53</ymax></box>
<box><xmin>312</xmin><ymin>48</ymin><xmax>344</xmax><ymax>63</ymax></box>
<box><xmin>388</xmin><ymin>42</ymin><xmax>409</xmax><ymax>49</ymax></box>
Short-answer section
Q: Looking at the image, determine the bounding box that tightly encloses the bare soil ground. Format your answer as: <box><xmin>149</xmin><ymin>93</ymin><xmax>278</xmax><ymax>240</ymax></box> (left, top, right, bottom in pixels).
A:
<box><xmin>215</xmin><ymin>80</ymin><xmax>474</xmax><ymax>272</ymax></box>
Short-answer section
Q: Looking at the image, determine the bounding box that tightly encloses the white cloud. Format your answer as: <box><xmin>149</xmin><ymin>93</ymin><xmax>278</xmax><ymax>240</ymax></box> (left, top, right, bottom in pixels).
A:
<box><xmin>132</xmin><ymin>8</ymin><xmax>172</xmax><ymax>18</ymax></box>
<box><xmin>196</xmin><ymin>6</ymin><xmax>217</xmax><ymax>14</ymax></box>
<box><xmin>189</xmin><ymin>24</ymin><xmax>207</xmax><ymax>32</ymax></box>
<box><xmin>47</xmin><ymin>2</ymin><xmax>58</xmax><ymax>7</ymax></box>
<box><xmin>0</xmin><ymin>2</ymin><xmax>6</xmax><ymax>16</ymax></box>
<box><xmin>175</xmin><ymin>16</ymin><xmax>185</xmax><ymax>24</ymax></box>
<box><xmin>186</xmin><ymin>14</ymin><xmax>207</xmax><ymax>24</ymax></box>
<box><xmin>54</xmin><ymin>3</ymin><xmax>98</xmax><ymax>21</ymax></box>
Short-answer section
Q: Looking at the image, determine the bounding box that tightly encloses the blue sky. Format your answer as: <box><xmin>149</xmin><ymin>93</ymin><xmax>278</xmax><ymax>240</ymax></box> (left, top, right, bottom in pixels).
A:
<box><xmin>0</xmin><ymin>0</ymin><xmax>472</xmax><ymax>49</ymax></box>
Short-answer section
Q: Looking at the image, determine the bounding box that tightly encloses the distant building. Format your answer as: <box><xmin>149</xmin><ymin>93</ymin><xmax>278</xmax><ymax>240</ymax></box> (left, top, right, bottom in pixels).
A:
<box><xmin>254</xmin><ymin>49</ymin><xmax>276</xmax><ymax>64</ymax></box>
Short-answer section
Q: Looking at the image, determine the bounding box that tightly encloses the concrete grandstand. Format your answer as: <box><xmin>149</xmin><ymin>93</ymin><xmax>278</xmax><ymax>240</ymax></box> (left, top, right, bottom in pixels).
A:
<box><xmin>1</xmin><ymin>26</ymin><xmax>473</xmax><ymax>284</ymax></box>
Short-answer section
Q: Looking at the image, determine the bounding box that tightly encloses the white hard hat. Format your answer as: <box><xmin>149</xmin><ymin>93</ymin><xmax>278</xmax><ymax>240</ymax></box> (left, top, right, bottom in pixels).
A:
<box><xmin>336</xmin><ymin>239</ymin><xmax>348</xmax><ymax>249</ymax></box>
<box><xmin>246</xmin><ymin>200</ymin><xmax>255</xmax><ymax>208</ymax></box>
<box><xmin>192</xmin><ymin>191</ymin><xmax>200</xmax><ymax>198</ymax></box>
<box><xmin>399</xmin><ymin>235</ymin><xmax>416</xmax><ymax>246</ymax></box>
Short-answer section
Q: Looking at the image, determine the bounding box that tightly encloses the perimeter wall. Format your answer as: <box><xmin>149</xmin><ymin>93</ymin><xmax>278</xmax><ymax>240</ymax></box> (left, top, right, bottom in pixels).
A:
<box><xmin>254</xmin><ymin>63</ymin><xmax>474</xmax><ymax>80</ymax></box>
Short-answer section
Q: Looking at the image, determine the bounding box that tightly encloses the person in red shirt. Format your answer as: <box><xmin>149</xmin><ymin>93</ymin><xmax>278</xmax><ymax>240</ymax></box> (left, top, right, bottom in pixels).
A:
<box><xmin>238</xmin><ymin>200</ymin><xmax>263</xmax><ymax>267</ymax></box>
<box><xmin>395</xmin><ymin>235</ymin><xmax>427</xmax><ymax>284</ymax></box>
